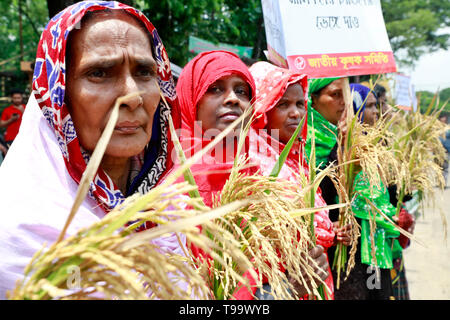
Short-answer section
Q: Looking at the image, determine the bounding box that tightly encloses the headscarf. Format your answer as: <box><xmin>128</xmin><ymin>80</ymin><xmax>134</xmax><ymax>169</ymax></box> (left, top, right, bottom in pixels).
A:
<box><xmin>177</xmin><ymin>50</ymin><xmax>255</xmax><ymax>136</ymax></box>
<box><xmin>32</xmin><ymin>1</ymin><xmax>180</xmax><ymax>212</ymax></box>
<box><xmin>350</xmin><ymin>83</ymin><xmax>372</xmax><ymax>123</ymax></box>
<box><xmin>249</xmin><ymin>62</ymin><xmax>335</xmax><ymax>299</ymax></box>
<box><xmin>308</xmin><ymin>77</ymin><xmax>340</xmax><ymax>97</ymax></box>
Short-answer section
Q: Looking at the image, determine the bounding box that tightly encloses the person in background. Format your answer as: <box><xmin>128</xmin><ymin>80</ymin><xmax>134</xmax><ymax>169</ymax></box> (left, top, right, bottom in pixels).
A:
<box><xmin>373</xmin><ymin>84</ymin><xmax>394</xmax><ymax>119</ymax></box>
<box><xmin>439</xmin><ymin>115</ymin><xmax>450</xmax><ymax>186</ymax></box>
<box><xmin>0</xmin><ymin>89</ymin><xmax>26</xmax><ymax>148</ymax></box>
<box><xmin>341</xmin><ymin>83</ymin><xmax>399</xmax><ymax>300</ymax></box>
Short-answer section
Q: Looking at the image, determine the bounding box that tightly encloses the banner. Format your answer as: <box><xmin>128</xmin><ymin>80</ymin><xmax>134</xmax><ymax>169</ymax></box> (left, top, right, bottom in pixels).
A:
<box><xmin>261</xmin><ymin>0</ymin><xmax>397</xmax><ymax>78</ymax></box>
<box><xmin>188</xmin><ymin>36</ymin><xmax>253</xmax><ymax>58</ymax></box>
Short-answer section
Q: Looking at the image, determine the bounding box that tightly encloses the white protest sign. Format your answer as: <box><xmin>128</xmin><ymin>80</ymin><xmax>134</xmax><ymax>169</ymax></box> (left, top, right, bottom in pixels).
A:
<box><xmin>261</xmin><ymin>0</ymin><xmax>397</xmax><ymax>78</ymax></box>
<box><xmin>394</xmin><ymin>74</ymin><xmax>417</xmax><ymax>111</ymax></box>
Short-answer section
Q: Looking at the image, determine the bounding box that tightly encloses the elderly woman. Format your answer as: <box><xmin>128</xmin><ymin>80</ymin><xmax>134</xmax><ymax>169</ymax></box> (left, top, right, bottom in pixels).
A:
<box><xmin>175</xmin><ymin>51</ymin><xmax>333</xmax><ymax>300</ymax></box>
<box><xmin>0</xmin><ymin>1</ymin><xmax>184</xmax><ymax>299</ymax></box>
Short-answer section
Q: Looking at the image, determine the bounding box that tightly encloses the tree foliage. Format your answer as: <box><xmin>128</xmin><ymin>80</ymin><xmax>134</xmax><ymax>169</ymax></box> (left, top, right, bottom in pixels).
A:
<box><xmin>137</xmin><ymin>0</ymin><xmax>265</xmax><ymax>66</ymax></box>
<box><xmin>381</xmin><ymin>0</ymin><xmax>450</xmax><ymax>67</ymax></box>
<box><xmin>417</xmin><ymin>88</ymin><xmax>450</xmax><ymax>114</ymax></box>
<box><xmin>0</xmin><ymin>0</ymin><xmax>48</xmax><ymax>98</ymax></box>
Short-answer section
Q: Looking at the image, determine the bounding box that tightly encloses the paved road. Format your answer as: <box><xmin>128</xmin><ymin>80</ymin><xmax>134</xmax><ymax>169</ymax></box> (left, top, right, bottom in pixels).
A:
<box><xmin>402</xmin><ymin>177</ymin><xmax>450</xmax><ymax>300</ymax></box>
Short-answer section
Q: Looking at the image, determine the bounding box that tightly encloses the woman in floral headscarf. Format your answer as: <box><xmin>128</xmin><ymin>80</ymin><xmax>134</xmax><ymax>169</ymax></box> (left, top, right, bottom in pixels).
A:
<box><xmin>0</xmin><ymin>1</ymin><xmax>184</xmax><ymax>299</ymax></box>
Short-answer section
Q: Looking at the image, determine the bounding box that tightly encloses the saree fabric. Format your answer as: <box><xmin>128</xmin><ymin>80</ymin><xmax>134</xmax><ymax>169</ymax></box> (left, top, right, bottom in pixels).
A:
<box><xmin>352</xmin><ymin>172</ymin><xmax>400</xmax><ymax>269</ymax></box>
<box><xmin>0</xmin><ymin>1</ymin><xmax>185</xmax><ymax>299</ymax></box>
<box><xmin>249</xmin><ymin>62</ymin><xmax>335</xmax><ymax>299</ymax></box>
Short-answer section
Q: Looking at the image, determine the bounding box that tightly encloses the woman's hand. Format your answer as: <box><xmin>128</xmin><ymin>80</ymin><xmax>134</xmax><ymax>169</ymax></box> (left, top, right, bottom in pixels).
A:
<box><xmin>333</xmin><ymin>222</ymin><xmax>352</xmax><ymax>246</ymax></box>
<box><xmin>393</xmin><ymin>208</ymin><xmax>415</xmax><ymax>249</ymax></box>
<box><xmin>287</xmin><ymin>245</ymin><xmax>329</xmax><ymax>297</ymax></box>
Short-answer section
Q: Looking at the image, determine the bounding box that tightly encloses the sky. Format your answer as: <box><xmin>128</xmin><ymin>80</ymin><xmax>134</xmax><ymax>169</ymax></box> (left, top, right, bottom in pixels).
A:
<box><xmin>406</xmin><ymin>48</ymin><xmax>450</xmax><ymax>92</ymax></box>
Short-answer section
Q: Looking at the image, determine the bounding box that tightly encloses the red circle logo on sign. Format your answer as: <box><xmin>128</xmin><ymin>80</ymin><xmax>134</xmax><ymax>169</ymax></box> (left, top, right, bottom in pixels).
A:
<box><xmin>294</xmin><ymin>57</ymin><xmax>306</xmax><ymax>70</ymax></box>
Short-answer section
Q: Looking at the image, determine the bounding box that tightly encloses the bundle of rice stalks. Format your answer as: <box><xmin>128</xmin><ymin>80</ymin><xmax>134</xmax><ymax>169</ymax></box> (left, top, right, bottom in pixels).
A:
<box><xmin>389</xmin><ymin>97</ymin><xmax>449</xmax><ymax>217</ymax></box>
<box><xmin>9</xmin><ymin>91</ymin><xmax>255</xmax><ymax>300</ymax></box>
<box><xmin>206</xmin><ymin>111</ymin><xmax>349</xmax><ymax>300</ymax></box>
<box><xmin>332</xmin><ymin>79</ymin><xmax>401</xmax><ymax>288</ymax></box>
<box><xmin>212</xmin><ymin>159</ymin><xmax>333</xmax><ymax>300</ymax></box>
<box><xmin>9</xmin><ymin>182</ymin><xmax>251</xmax><ymax>300</ymax></box>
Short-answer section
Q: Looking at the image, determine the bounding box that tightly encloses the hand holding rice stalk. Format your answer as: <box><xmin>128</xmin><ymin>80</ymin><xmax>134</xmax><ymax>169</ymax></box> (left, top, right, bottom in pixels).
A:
<box><xmin>9</xmin><ymin>92</ymin><xmax>255</xmax><ymax>300</ymax></box>
<box><xmin>302</xmin><ymin>112</ymin><xmax>337</xmax><ymax>299</ymax></box>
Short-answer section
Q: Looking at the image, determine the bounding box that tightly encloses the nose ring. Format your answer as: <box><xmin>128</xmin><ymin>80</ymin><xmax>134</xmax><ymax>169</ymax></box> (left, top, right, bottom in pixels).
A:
<box><xmin>138</xmin><ymin>95</ymin><xmax>143</xmax><ymax>106</ymax></box>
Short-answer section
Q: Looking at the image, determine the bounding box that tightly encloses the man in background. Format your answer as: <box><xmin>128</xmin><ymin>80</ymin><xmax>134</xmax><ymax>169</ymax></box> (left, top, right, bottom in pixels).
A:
<box><xmin>0</xmin><ymin>89</ymin><xmax>26</xmax><ymax>148</ymax></box>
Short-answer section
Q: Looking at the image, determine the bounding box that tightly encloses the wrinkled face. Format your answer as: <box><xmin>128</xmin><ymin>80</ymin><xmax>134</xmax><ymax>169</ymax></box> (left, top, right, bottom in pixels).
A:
<box><xmin>312</xmin><ymin>78</ymin><xmax>346</xmax><ymax>126</ymax></box>
<box><xmin>363</xmin><ymin>92</ymin><xmax>379</xmax><ymax>126</ymax></box>
<box><xmin>65</xmin><ymin>12</ymin><xmax>160</xmax><ymax>158</ymax></box>
<box><xmin>196</xmin><ymin>74</ymin><xmax>251</xmax><ymax>132</ymax></box>
<box><xmin>265</xmin><ymin>83</ymin><xmax>306</xmax><ymax>145</ymax></box>
<box><xmin>11</xmin><ymin>93</ymin><xmax>23</xmax><ymax>106</ymax></box>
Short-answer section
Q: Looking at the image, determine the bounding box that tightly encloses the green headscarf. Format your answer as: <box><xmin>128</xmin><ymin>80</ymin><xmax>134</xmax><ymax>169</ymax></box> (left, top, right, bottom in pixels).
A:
<box><xmin>308</xmin><ymin>77</ymin><xmax>340</xmax><ymax>96</ymax></box>
<box><xmin>305</xmin><ymin>77</ymin><xmax>341</xmax><ymax>169</ymax></box>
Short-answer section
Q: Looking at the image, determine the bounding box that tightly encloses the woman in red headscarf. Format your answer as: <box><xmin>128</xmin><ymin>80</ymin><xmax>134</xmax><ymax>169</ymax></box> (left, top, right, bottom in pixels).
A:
<box><xmin>175</xmin><ymin>50</ymin><xmax>260</xmax><ymax>299</ymax></box>
<box><xmin>248</xmin><ymin>61</ymin><xmax>352</xmax><ymax>299</ymax></box>
<box><xmin>175</xmin><ymin>51</ymin><xmax>333</xmax><ymax>300</ymax></box>
<box><xmin>175</xmin><ymin>50</ymin><xmax>258</xmax><ymax>207</ymax></box>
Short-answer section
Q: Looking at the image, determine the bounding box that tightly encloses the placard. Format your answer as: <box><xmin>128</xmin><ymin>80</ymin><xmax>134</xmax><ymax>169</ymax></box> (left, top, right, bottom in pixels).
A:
<box><xmin>261</xmin><ymin>0</ymin><xmax>397</xmax><ymax>78</ymax></box>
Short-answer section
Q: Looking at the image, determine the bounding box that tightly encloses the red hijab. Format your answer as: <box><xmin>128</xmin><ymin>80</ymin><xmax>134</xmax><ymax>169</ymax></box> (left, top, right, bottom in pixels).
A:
<box><xmin>248</xmin><ymin>61</ymin><xmax>309</xmax><ymax>178</ymax></box>
<box><xmin>175</xmin><ymin>50</ymin><xmax>257</xmax><ymax>208</ymax></box>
